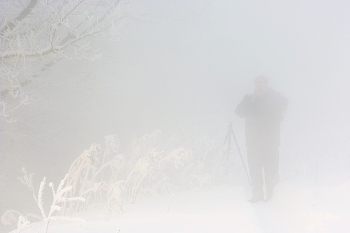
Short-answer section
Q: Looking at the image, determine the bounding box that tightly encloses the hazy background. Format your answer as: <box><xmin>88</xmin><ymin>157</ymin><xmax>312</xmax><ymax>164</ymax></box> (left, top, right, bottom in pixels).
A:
<box><xmin>1</xmin><ymin>0</ymin><xmax>350</xmax><ymax>218</ymax></box>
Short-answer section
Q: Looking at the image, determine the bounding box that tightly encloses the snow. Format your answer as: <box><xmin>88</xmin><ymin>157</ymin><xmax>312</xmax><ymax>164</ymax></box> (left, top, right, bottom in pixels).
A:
<box><xmin>11</xmin><ymin>182</ymin><xmax>350</xmax><ymax>233</ymax></box>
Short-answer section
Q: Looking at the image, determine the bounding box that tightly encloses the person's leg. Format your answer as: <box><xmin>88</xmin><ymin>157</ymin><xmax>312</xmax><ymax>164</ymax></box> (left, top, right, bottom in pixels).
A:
<box><xmin>263</xmin><ymin>147</ymin><xmax>279</xmax><ymax>201</ymax></box>
<box><xmin>247</xmin><ymin>147</ymin><xmax>264</xmax><ymax>202</ymax></box>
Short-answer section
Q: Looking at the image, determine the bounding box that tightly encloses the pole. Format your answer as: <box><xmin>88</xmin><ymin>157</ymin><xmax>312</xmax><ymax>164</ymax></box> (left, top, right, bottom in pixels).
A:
<box><xmin>224</xmin><ymin>122</ymin><xmax>253</xmax><ymax>189</ymax></box>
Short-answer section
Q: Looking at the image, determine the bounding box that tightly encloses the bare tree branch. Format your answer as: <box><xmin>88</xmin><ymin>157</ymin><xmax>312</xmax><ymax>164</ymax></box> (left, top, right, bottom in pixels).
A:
<box><xmin>0</xmin><ymin>0</ymin><xmax>127</xmax><ymax>121</ymax></box>
<box><xmin>1</xmin><ymin>0</ymin><xmax>38</xmax><ymax>33</ymax></box>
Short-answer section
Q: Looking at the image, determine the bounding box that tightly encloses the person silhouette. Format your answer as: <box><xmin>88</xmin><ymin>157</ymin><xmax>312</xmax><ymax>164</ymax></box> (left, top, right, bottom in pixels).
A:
<box><xmin>235</xmin><ymin>76</ymin><xmax>288</xmax><ymax>202</ymax></box>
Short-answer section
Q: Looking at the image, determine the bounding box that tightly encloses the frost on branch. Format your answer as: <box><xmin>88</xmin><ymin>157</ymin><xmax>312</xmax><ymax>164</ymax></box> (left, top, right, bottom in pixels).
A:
<box><xmin>0</xmin><ymin>0</ymin><xmax>127</xmax><ymax>120</ymax></box>
<box><xmin>3</xmin><ymin>171</ymin><xmax>85</xmax><ymax>233</ymax></box>
<box><xmin>16</xmin><ymin>215</ymin><xmax>30</xmax><ymax>233</ymax></box>
<box><xmin>40</xmin><ymin>174</ymin><xmax>86</xmax><ymax>232</ymax></box>
<box><xmin>163</xmin><ymin>147</ymin><xmax>192</xmax><ymax>169</ymax></box>
<box><xmin>17</xmin><ymin>167</ymin><xmax>40</xmax><ymax>206</ymax></box>
<box><xmin>61</xmin><ymin>135</ymin><xmax>126</xmax><ymax>215</ymax></box>
<box><xmin>61</xmin><ymin>143</ymin><xmax>102</xmax><ymax>215</ymax></box>
<box><xmin>3</xmin><ymin>131</ymin><xmax>227</xmax><ymax>231</ymax></box>
<box><xmin>1</xmin><ymin>210</ymin><xmax>18</xmax><ymax>226</ymax></box>
<box><xmin>17</xmin><ymin>167</ymin><xmax>34</xmax><ymax>190</ymax></box>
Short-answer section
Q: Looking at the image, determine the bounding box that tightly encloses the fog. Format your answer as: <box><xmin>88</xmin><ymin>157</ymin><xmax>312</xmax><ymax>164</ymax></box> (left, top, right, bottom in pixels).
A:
<box><xmin>95</xmin><ymin>0</ymin><xmax>350</xmax><ymax>170</ymax></box>
<box><xmin>1</xmin><ymin>0</ymin><xmax>350</xmax><ymax>232</ymax></box>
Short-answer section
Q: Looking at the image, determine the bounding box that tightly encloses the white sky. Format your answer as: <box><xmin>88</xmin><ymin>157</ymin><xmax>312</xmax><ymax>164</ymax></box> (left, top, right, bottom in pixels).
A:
<box><xmin>3</xmin><ymin>0</ymin><xmax>349</xmax><ymax>183</ymax></box>
<box><xmin>88</xmin><ymin>0</ymin><xmax>350</xmax><ymax>150</ymax></box>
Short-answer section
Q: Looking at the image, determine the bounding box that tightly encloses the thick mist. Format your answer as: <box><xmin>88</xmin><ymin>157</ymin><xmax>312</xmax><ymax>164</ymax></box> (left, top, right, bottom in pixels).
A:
<box><xmin>97</xmin><ymin>0</ymin><xmax>350</xmax><ymax>170</ymax></box>
<box><xmin>1</xmin><ymin>1</ymin><xmax>350</xmax><ymax>231</ymax></box>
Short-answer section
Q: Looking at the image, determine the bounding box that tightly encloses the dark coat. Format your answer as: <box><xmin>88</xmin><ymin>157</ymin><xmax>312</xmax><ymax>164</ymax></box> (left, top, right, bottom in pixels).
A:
<box><xmin>235</xmin><ymin>88</ymin><xmax>288</xmax><ymax>148</ymax></box>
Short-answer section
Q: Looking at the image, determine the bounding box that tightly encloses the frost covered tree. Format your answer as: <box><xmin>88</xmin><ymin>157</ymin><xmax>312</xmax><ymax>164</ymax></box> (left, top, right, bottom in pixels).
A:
<box><xmin>0</xmin><ymin>0</ymin><xmax>127</xmax><ymax>160</ymax></box>
<box><xmin>0</xmin><ymin>0</ymin><xmax>127</xmax><ymax>201</ymax></box>
<box><xmin>0</xmin><ymin>0</ymin><xmax>125</xmax><ymax>119</ymax></box>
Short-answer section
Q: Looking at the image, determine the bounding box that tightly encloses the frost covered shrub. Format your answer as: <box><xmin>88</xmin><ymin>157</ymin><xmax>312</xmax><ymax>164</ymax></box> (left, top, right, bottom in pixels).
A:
<box><xmin>121</xmin><ymin>129</ymin><xmax>223</xmax><ymax>199</ymax></box>
<box><xmin>1</xmin><ymin>169</ymin><xmax>85</xmax><ymax>233</ymax></box>
<box><xmin>86</xmin><ymin>130</ymin><xmax>224</xmax><ymax>207</ymax></box>
<box><xmin>120</xmin><ymin>128</ymin><xmax>228</xmax><ymax>199</ymax></box>
<box><xmin>59</xmin><ymin>132</ymin><xmax>161</xmax><ymax>211</ymax></box>
<box><xmin>3</xmin><ymin>130</ymin><xmax>227</xmax><ymax>232</ymax></box>
<box><xmin>120</xmin><ymin>131</ymin><xmax>168</xmax><ymax>202</ymax></box>
<box><xmin>40</xmin><ymin>175</ymin><xmax>86</xmax><ymax>232</ymax></box>
<box><xmin>61</xmin><ymin>135</ymin><xmax>126</xmax><ymax>215</ymax></box>
<box><xmin>64</xmin><ymin>130</ymin><xmax>226</xmax><ymax>211</ymax></box>
<box><xmin>161</xmin><ymin>128</ymin><xmax>225</xmax><ymax>189</ymax></box>
<box><xmin>60</xmin><ymin>143</ymin><xmax>101</xmax><ymax>215</ymax></box>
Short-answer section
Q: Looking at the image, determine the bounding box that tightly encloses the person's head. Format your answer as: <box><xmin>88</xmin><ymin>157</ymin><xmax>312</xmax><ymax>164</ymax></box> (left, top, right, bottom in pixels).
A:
<box><xmin>254</xmin><ymin>75</ymin><xmax>269</xmax><ymax>96</ymax></box>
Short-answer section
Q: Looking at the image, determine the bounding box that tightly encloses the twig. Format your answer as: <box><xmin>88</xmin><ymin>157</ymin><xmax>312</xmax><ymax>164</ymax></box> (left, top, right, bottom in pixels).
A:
<box><xmin>167</xmin><ymin>194</ymin><xmax>174</xmax><ymax>213</ymax></box>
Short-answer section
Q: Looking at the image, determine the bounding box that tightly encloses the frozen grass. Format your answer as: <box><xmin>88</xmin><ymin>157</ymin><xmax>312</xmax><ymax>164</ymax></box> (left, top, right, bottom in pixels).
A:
<box><xmin>2</xmin><ymin>172</ymin><xmax>85</xmax><ymax>233</ymax></box>
<box><xmin>2</xmin><ymin>130</ymin><xmax>228</xmax><ymax>232</ymax></box>
<box><xmin>2</xmin><ymin>129</ymin><xmax>349</xmax><ymax>233</ymax></box>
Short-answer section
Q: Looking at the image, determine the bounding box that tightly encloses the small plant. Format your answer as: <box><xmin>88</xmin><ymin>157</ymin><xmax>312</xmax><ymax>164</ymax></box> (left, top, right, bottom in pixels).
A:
<box><xmin>107</xmin><ymin>180</ymin><xmax>125</xmax><ymax>213</ymax></box>
<box><xmin>61</xmin><ymin>143</ymin><xmax>102</xmax><ymax>215</ymax></box>
<box><xmin>2</xmin><ymin>130</ymin><xmax>227</xmax><ymax>232</ymax></box>
<box><xmin>42</xmin><ymin>175</ymin><xmax>86</xmax><ymax>232</ymax></box>
<box><xmin>61</xmin><ymin>136</ymin><xmax>126</xmax><ymax>215</ymax></box>
<box><xmin>2</xmin><ymin>169</ymin><xmax>85</xmax><ymax>233</ymax></box>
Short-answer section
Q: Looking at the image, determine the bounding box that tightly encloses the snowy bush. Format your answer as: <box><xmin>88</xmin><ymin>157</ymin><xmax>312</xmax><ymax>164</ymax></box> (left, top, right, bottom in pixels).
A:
<box><xmin>60</xmin><ymin>135</ymin><xmax>126</xmax><ymax>215</ymax></box>
<box><xmin>2</xmin><ymin>130</ymin><xmax>228</xmax><ymax>232</ymax></box>
<box><xmin>60</xmin><ymin>130</ymin><xmax>226</xmax><ymax>215</ymax></box>
<box><xmin>2</xmin><ymin>169</ymin><xmax>85</xmax><ymax>233</ymax></box>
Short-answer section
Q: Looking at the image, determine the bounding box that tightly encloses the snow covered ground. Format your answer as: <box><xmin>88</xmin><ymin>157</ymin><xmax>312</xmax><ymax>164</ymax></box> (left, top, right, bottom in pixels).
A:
<box><xmin>9</xmin><ymin>182</ymin><xmax>350</xmax><ymax>233</ymax></box>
